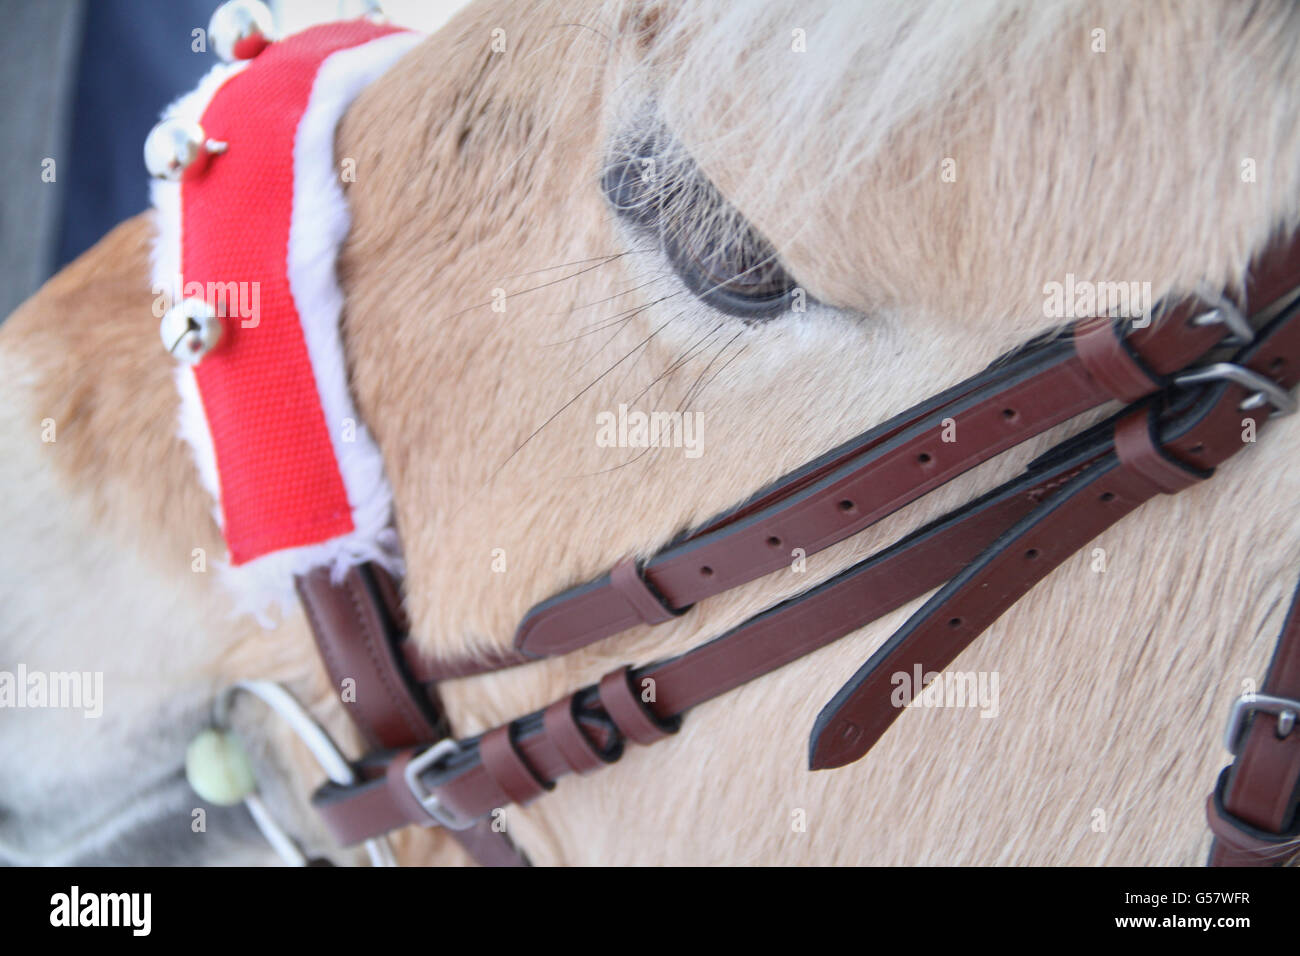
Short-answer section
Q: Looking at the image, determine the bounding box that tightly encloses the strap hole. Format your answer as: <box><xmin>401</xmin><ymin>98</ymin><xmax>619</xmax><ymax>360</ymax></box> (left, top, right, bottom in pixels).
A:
<box><xmin>838</xmin><ymin>499</ymin><xmax>856</xmax><ymax>513</ymax></box>
<box><xmin>1099</xmin><ymin>491</ymin><xmax>1115</xmax><ymax>502</ymax></box>
<box><xmin>1025</xmin><ymin>548</ymin><xmax>1040</xmax><ymax>560</ymax></box>
<box><xmin>917</xmin><ymin>452</ymin><xmax>933</xmax><ymax>465</ymax></box>
<box><xmin>699</xmin><ymin>566</ymin><xmax>714</xmax><ymax>577</ymax></box>
<box><xmin>1270</xmin><ymin>357</ymin><xmax>1286</xmax><ymax>373</ymax></box>
<box><xmin>947</xmin><ymin>617</ymin><xmax>963</xmax><ymax>629</ymax></box>
<box><xmin>1002</xmin><ymin>408</ymin><xmax>1017</xmax><ymax>420</ymax></box>
<box><xmin>766</xmin><ymin>536</ymin><xmax>781</xmax><ymax>548</ymax></box>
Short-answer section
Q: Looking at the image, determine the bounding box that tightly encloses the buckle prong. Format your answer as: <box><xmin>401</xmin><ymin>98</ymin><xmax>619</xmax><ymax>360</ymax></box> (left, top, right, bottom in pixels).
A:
<box><xmin>1173</xmin><ymin>362</ymin><xmax>1297</xmax><ymax>417</ymax></box>
<box><xmin>1223</xmin><ymin>692</ymin><xmax>1300</xmax><ymax>755</ymax></box>
<box><xmin>403</xmin><ymin>739</ymin><xmax>477</xmax><ymax>830</ymax></box>
<box><xmin>1190</xmin><ymin>288</ymin><xmax>1254</xmax><ymax>346</ymax></box>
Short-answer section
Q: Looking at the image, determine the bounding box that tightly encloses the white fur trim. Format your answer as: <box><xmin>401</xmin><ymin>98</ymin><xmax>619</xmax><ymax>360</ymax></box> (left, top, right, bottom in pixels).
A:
<box><xmin>150</xmin><ymin>33</ymin><xmax>421</xmax><ymax>619</ymax></box>
<box><xmin>149</xmin><ymin>60</ymin><xmax>250</xmax><ymax>306</ymax></box>
<box><xmin>173</xmin><ymin>363</ymin><xmax>223</xmax><ymax>518</ymax></box>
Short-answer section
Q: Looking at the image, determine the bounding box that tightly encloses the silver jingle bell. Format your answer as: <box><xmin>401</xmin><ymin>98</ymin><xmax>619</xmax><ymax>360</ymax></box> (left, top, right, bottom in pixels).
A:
<box><xmin>359</xmin><ymin>0</ymin><xmax>388</xmax><ymax>23</ymax></box>
<box><xmin>208</xmin><ymin>0</ymin><xmax>275</xmax><ymax>62</ymax></box>
<box><xmin>143</xmin><ymin>119</ymin><xmax>227</xmax><ymax>182</ymax></box>
<box><xmin>160</xmin><ymin>298</ymin><xmax>223</xmax><ymax>364</ymax></box>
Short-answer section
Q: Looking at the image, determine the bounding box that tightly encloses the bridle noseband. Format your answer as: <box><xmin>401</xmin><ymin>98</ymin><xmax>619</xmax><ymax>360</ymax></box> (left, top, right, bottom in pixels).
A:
<box><xmin>301</xmin><ymin>237</ymin><xmax>1300</xmax><ymax>867</ymax></box>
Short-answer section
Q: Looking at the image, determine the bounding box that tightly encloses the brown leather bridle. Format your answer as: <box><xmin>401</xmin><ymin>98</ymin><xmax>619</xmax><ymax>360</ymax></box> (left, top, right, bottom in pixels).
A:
<box><xmin>295</xmin><ymin>235</ymin><xmax>1300</xmax><ymax>867</ymax></box>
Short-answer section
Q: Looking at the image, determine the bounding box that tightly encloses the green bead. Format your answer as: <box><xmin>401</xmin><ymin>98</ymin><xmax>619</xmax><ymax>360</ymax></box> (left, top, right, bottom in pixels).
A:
<box><xmin>185</xmin><ymin>729</ymin><xmax>256</xmax><ymax>806</ymax></box>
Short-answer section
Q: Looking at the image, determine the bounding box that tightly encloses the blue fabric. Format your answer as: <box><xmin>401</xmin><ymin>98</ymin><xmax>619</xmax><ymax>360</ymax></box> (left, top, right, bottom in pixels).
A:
<box><xmin>55</xmin><ymin>0</ymin><xmax>216</xmax><ymax>269</ymax></box>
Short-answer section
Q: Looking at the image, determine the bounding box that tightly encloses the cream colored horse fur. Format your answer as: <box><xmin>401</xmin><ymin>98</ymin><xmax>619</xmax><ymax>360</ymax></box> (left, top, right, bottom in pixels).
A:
<box><xmin>2</xmin><ymin>0</ymin><xmax>1299</xmax><ymax>865</ymax></box>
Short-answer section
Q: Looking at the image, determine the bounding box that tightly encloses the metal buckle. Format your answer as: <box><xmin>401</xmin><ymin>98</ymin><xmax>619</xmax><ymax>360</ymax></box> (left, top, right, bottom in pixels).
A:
<box><xmin>403</xmin><ymin>739</ymin><xmax>477</xmax><ymax>830</ymax></box>
<box><xmin>1189</xmin><ymin>289</ymin><xmax>1254</xmax><ymax>346</ymax></box>
<box><xmin>1223</xmin><ymin>692</ymin><xmax>1300</xmax><ymax>755</ymax></box>
<box><xmin>1173</xmin><ymin>362</ymin><xmax>1297</xmax><ymax>416</ymax></box>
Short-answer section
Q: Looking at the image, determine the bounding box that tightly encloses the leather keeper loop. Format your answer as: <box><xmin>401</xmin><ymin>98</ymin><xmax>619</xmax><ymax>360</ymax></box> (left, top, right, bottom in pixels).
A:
<box><xmin>384</xmin><ymin>748</ymin><xmax>443</xmax><ymax>829</ymax></box>
<box><xmin>1075</xmin><ymin>318</ymin><xmax>1163</xmax><ymax>403</ymax></box>
<box><xmin>1114</xmin><ymin>408</ymin><xmax>1206</xmax><ymax>494</ymax></box>
<box><xmin>598</xmin><ymin>666</ymin><xmax>681</xmax><ymax>745</ymax></box>
<box><xmin>1206</xmin><ymin>768</ymin><xmax>1300</xmax><ymax>866</ymax></box>
<box><xmin>609</xmin><ymin>558</ymin><xmax>681</xmax><ymax>626</ymax></box>
<box><xmin>479</xmin><ymin>725</ymin><xmax>553</xmax><ymax>806</ymax></box>
<box><xmin>542</xmin><ymin>696</ymin><xmax>609</xmax><ymax>775</ymax></box>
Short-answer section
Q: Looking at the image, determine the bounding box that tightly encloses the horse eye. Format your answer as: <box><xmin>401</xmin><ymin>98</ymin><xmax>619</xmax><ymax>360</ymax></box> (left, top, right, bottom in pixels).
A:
<box><xmin>602</xmin><ymin>145</ymin><xmax>804</xmax><ymax>319</ymax></box>
<box><xmin>662</xmin><ymin>220</ymin><xmax>798</xmax><ymax>318</ymax></box>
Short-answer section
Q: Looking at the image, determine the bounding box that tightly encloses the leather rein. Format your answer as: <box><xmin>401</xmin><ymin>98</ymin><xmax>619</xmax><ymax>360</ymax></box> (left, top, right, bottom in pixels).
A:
<box><xmin>297</xmin><ymin>236</ymin><xmax>1300</xmax><ymax>867</ymax></box>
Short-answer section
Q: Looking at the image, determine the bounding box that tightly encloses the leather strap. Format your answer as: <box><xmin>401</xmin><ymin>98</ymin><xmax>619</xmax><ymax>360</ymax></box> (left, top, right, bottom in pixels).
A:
<box><xmin>295</xmin><ymin>564</ymin><xmax>529</xmax><ymax>866</ymax></box>
<box><xmin>1075</xmin><ymin>316</ymin><xmax>1164</xmax><ymax>402</ymax></box>
<box><xmin>598</xmin><ymin>666</ymin><xmax>681</xmax><ymax>744</ymax></box>
<box><xmin>301</xmin><ymin>235</ymin><xmax>1300</xmax><ymax>859</ymax></box>
<box><xmin>403</xmin><ymin>644</ymin><xmax>533</xmax><ymax>682</ymax></box>
<box><xmin>608</xmin><ymin>559</ymin><xmax>684</xmax><ymax>626</ymax></box>
<box><xmin>1207</xmin><ymin>577</ymin><xmax>1300</xmax><ymax>866</ymax></box>
<box><xmin>308</xmin><ymin>287</ymin><xmax>1300</xmax><ymax>844</ymax></box>
<box><xmin>1207</xmin><ymin>771</ymin><xmax>1300</xmax><ymax>866</ymax></box>
<box><xmin>513</xmin><ymin>315</ymin><xmax>1230</xmax><ymax>659</ymax></box>
<box><xmin>542</xmin><ymin>697</ymin><xmax>609</xmax><ymax>775</ymax></box>
<box><xmin>296</xmin><ymin>565</ymin><xmax>443</xmax><ymax>748</ymax></box>
<box><xmin>808</xmin><ymin>408</ymin><xmax>1206</xmax><ymax>769</ymax></box>
<box><xmin>512</xmin><ymin>237</ymin><xmax>1300</xmax><ymax>662</ymax></box>
<box><xmin>308</xmin><ymin>435</ymin><xmax>1123</xmax><ymax>840</ymax></box>
<box><xmin>811</xmin><ymin>295</ymin><xmax>1300</xmax><ymax>770</ymax></box>
<box><xmin>312</xmin><ymin>756</ymin><xmax>425</xmax><ymax>847</ymax></box>
<box><xmin>480</xmin><ymin>726</ymin><xmax>552</xmax><ymax>805</ymax></box>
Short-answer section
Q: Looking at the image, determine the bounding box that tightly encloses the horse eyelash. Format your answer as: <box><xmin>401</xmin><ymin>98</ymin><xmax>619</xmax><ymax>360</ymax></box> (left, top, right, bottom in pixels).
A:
<box><xmin>600</xmin><ymin>129</ymin><xmax>805</xmax><ymax>319</ymax></box>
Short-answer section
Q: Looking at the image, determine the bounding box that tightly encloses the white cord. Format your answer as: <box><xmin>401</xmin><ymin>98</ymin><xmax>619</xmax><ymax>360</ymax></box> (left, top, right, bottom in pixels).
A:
<box><xmin>245</xmin><ymin>793</ymin><xmax>308</xmax><ymax>866</ymax></box>
<box><xmin>365</xmin><ymin>834</ymin><xmax>398</xmax><ymax>867</ymax></box>
<box><xmin>216</xmin><ymin>679</ymin><xmax>398</xmax><ymax>866</ymax></box>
